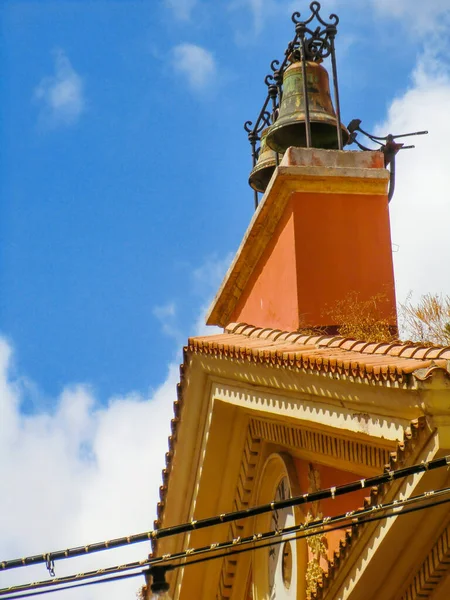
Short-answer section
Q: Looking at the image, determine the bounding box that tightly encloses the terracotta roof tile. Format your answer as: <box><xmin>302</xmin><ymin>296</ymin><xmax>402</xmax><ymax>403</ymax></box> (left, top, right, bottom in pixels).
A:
<box><xmin>374</xmin><ymin>343</ymin><xmax>399</xmax><ymax>355</ymax></box>
<box><xmin>410</xmin><ymin>347</ymin><xmax>430</xmax><ymax>360</ymax></box>
<box><xmin>340</xmin><ymin>339</ymin><xmax>360</xmax><ymax>351</ymax></box>
<box><xmin>324</xmin><ymin>336</ymin><xmax>347</xmax><ymax>348</ymax></box>
<box><xmin>424</xmin><ymin>348</ymin><xmax>443</xmax><ymax>359</ymax></box>
<box><xmin>229</xmin><ymin>323</ymin><xmax>252</xmax><ymax>335</ymax></box>
<box><xmin>363</xmin><ymin>342</ymin><xmax>386</xmax><ymax>354</ymax></box>
<box><xmin>187</xmin><ymin>323</ymin><xmax>450</xmax><ymax>384</ymax></box>
<box><xmin>347</xmin><ymin>341</ymin><xmax>369</xmax><ymax>353</ymax></box>
<box><xmin>397</xmin><ymin>345</ymin><xmax>420</xmax><ymax>358</ymax></box>
<box><xmin>272</xmin><ymin>330</ymin><xmax>292</xmax><ymax>341</ymax></box>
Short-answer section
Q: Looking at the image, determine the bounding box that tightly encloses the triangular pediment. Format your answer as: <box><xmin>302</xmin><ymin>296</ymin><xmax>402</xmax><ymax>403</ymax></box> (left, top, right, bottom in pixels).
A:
<box><xmin>154</xmin><ymin>325</ymin><xmax>450</xmax><ymax>600</ymax></box>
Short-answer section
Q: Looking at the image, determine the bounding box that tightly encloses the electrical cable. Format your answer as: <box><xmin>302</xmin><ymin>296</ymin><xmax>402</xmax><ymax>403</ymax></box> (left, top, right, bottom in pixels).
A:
<box><xmin>179</xmin><ymin>491</ymin><xmax>450</xmax><ymax>572</ymax></box>
<box><xmin>3</xmin><ymin>493</ymin><xmax>450</xmax><ymax>600</ymax></box>
<box><xmin>2</xmin><ymin>454</ymin><xmax>448</xmax><ymax>574</ymax></box>
<box><xmin>0</xmin><ymin>571</ymin><xmax>142</xmax><ymax>600</ymax></box>
<box><xmin>2</xmin><ymin>485</ymin><xmax>450</xmax><ymax>599</ymax></box>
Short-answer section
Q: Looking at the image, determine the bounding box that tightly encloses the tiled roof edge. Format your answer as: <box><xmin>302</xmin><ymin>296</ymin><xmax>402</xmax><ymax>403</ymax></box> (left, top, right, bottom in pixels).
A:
<box><xmin>151</xmin><ymin>347</ymin><xmax>189</xmax><ymax>552</ymax></box>
<box><xmin>189</xmin><ymin>328</ymin><xmax>447</xmax><ymax>385</ymax></box>
<box><xmin>224</xmin><ymin>322</ymin><xmax>450</xmax><ymax>361</ymax></box>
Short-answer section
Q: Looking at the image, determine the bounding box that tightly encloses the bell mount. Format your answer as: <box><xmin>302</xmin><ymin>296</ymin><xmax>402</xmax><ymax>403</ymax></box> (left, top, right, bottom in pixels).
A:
<box><xmin>244</xmin><ymin>1</ymin><xmax>345</xmax><ymax>209</ymax></box>
<box><xmin>347</xmin><ymin>119</ymin><xmax>428</xmax><ymax>202</ymax></box>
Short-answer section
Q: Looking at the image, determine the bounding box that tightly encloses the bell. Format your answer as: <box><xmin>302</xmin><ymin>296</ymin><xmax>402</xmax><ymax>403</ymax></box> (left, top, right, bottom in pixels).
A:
<box><xmin>248</xmin><ymin>128</ymin><xmax>282</xmax><ymax>193</ymax></box>
<box><xmin>266</xmin><ymin>60</ymin><xmax>349</xmax><ymax>153</ymax></box>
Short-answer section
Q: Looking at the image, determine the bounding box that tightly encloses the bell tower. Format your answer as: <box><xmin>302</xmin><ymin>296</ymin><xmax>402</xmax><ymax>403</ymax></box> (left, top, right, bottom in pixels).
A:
<box><xmin>207</xmin><ymin>3</ymin><xmax>398</xmax><ymax>334</ymax></box>
<box><xmin>151</xmin><ymin>6</ymin><xmax>439</xmax><ymax>600</ymax></box>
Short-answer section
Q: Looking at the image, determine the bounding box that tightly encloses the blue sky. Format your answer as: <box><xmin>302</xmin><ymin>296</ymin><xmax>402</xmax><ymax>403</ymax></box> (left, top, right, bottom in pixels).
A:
<box><xmin>0</xmin><ymin>0</ymin><xmax>438</xmax><ymax>402</ymax></box>
<box><xmin>1</xmin><ymin>1</ymin><xmax>450</xmax><ymax>599</ymax></box>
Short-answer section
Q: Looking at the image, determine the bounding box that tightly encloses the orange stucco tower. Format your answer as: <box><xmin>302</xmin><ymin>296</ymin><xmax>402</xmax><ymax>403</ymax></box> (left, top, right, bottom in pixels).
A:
<box><xmin>207</xmin><ymin>146</ymin><xmax>396</xmax><ymax>333</ymax></box>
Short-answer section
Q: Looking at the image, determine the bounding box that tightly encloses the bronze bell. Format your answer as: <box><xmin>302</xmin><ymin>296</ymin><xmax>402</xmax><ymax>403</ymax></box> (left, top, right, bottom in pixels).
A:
<box><xmin>248</xmin><ymin>128</ymin><xmax>282</xmax><ymax>193</ymax></box>
<box><xmin>266</xmin><ymin>60</ymin><xmax>349</xmax><ymax>153</ymax></box>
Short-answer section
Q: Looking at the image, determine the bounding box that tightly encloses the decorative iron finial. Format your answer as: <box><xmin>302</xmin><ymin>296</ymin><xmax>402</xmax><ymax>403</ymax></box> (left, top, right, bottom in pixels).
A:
<box><xmin>243</xmin><ymin>2</ymin><xmax>428</xmax><ymax>209</ymax></box>
<box><xmin>292</xmin><ymin>1</ymin><xmax>339</xmax><ymax>62</ymax></box>
<box><xmin>244</xmin><ymin>2</ymin><xmax>344</xmax><ymax>209</ymax></box>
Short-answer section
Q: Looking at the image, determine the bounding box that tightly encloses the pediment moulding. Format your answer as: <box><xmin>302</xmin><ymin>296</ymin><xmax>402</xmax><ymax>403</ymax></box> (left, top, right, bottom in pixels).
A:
<box><xmin>399</xmin><ymin>520</ymin><xmax>450</xmax><ymax>600</ymax></box>
<box><xmin>218</xmin><ymin>415</ymin><xmax>431</xmax><ymax>600</ymax></box>
<box><xmin>151</xmin><ymin>326</ymin><xmax>449</xmax><ymax>592</ymax></box>
<box><xmin>153</xmin><ymin>322</ymin><xmax>445</xmax><ymax>547</ymax></box>
<box><xmin>212</xmin><ymin>382</ymin><xmax>410</xmax><ymax>445</ymax></box>
<box><xmin>309</xmin><ymin>417</ymin><xmax>434</xmax><ymax>599</ymax></box>
<box><xmin>152</xmin><ymin>330</ymin><xmax>435</xmax><ymax>597</ymax></box>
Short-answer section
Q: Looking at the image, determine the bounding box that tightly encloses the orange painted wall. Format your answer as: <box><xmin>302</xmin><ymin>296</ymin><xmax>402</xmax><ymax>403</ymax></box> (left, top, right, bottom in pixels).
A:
<box><xmin>292</xmin><ymin>190</ymin><xmax>396</xmax><ymax>326</ymax></box>
<box><xmin>295</xmin><ymin>459</ymin><xmax>368</xmax><ymax>564</ymax></box>
<box><xmin>231</xmin><ymin>189</ymin><xmax>396</xmax><ymax>331</ymax></box>
<box><xmin>232</xmin><ymin>197</ymin><xmax>301</xmax><ymax>331</ymax></box>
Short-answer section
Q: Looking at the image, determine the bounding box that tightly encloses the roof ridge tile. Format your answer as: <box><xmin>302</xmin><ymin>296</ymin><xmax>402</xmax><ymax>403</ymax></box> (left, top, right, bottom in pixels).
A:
<box><xmin>225</xmin><ymin>322</ymin><xmax>249</xmax><ymax>334</ymax></box>
<box><xmin>221</xmin><ymin>323</ymin><xmax>450</xmax><ymax>360</ymax></box>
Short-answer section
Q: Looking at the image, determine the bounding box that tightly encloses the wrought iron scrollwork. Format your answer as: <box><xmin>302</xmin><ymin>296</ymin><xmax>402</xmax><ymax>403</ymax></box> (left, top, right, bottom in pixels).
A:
<box><xmin>347</xmin><ymin>119</ymin><xmax>428</xmax><ymax>202</ymax></box>
<box><xmin>243</xmin><ymin>1</ymin><xmax>428</xmax><ymax>210</ymax></box>
<box><xmin>244</xmin><ymin>1</ymin><xmax>345</xmax><ymax>209</ymax></box>
<box><xmin>300</xmin><ymin>29</ymin><xmax>333</xmax><ymax>61</ymax></box>
<box><xmin>244</xmin><ymin>112</ymin><xmax>271</xmax><ymax>137</ymax></box>
<box><xmin>292</xmin><ymin>1</ymin><xmax>339</xmax><ymax>28</ymax></box>
<box><xmin>292</xmin><ymin>3</ymin><xmax>338</xmax><ymax>62</ymax></box>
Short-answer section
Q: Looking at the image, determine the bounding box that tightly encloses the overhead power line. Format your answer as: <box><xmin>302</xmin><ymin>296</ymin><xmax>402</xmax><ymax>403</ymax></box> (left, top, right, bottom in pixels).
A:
<box><xmin>2</xmin><ymin>484</ymin><xmax>450</xmax><ymax>599</ymax></box>
<box><xmin>0</xmin><ymin>571</ymin><xmax>142</xmax><ymax>600</ymax></box>
<box><xmin>2</xmin><ymin>454</ymin><xmax>448</xmax><ymax>575</ymax></box>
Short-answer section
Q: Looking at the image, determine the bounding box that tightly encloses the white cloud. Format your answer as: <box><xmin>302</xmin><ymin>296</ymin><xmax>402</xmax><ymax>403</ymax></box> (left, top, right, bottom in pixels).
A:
<box><xmin>152</xmin><ymin>254</ymin><xmax>232</xmax><ymax>342</ymax></box>
<box><xmin>242</xmin><ymin>0</ymin><xmax>265</xmax><ymax>34</ymax></box>
<box><xmin>229</xmin><ymin>0</ymin><xmax>449</xmax><ymax>42</ymax></box>
<box><xmin>191</xmin><ymin>253</ymin><xmax>233</xmax><ymax>336</ymax></box>
<box><xmin>165</xmin><ymin>0</ymin><xmax>198</xmax><ymax>21</ymax></box>
<box><xmin>372</xmin><ymin>0</ymin><xmax>450</xmax><ymax>34</ymax></box>
<box><xmin>228</xmin><ymin>0</ymin><xmax>280</xmax><ymax>38</ymax></box>
<box><xmin>191</xmin><ymin>253</ymin><xmax>233</xmax><ymax>295</ymax></box>
<box><xmin>0</xmin><ymin>252</ymin><xmax>231</xmax><ymax>598</ymax></box>
<box><xmin>153</xmin><ymin>301</ymin><xmax>182</xmax><ymax>342</ymax></box>
<box><xmin>375</xmin><ymin>47</ymin><xmax>450</xmax><ymax>305</ymax></box>
<box><xmin>192</xmin><ymin>310</ymin><xmax>222</xmax><ymax>338</ymax></box>
<box><xmin>153</xmin><ymin>302</ymin><xmax>176</xmax><ymax>320</ymax></box>
<box><xmin>0</xmin><ymin>337</ymin><xmax>176</xmax><ymax>599</ymax></box>
<box><xmin>172</xmin><ymin>43</ymin><xmax>217</xmax><ymax>91</ymax></box>
<box><xmin>34</xmin><ymin>49</ymin><xmax>85</xmax><ymax>127</ymax></box>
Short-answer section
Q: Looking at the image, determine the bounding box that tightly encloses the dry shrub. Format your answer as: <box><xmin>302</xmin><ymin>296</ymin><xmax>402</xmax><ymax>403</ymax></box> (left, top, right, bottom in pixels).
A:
<box><xmin>327</xmin><ymin>291</ymin><xmax>396</xmax><ymax>343</ymax></box>
<box><xmin>399</xmin><ymin>293</ymin><xmax>450</xmax><ymax>346</ymax></box>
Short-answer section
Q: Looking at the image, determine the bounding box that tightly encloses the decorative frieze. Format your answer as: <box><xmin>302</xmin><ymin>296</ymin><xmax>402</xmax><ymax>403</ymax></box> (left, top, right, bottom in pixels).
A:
<box><xmin>218</xmin><ymin>430</ymin><xmax>261</xmax><ymax>599</ymax></box>
<box><xmin>249</xmin><ymin>418</ymin><xmax>392</xmax><ymax>472</ymax></box>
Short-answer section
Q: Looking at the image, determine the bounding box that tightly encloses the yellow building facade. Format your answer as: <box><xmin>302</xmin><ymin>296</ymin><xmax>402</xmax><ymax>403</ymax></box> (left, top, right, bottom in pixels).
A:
<box><xmin>150</xmin><ymin>150</ymin><xmax>450</xmax><ymax>600</ymax></box>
